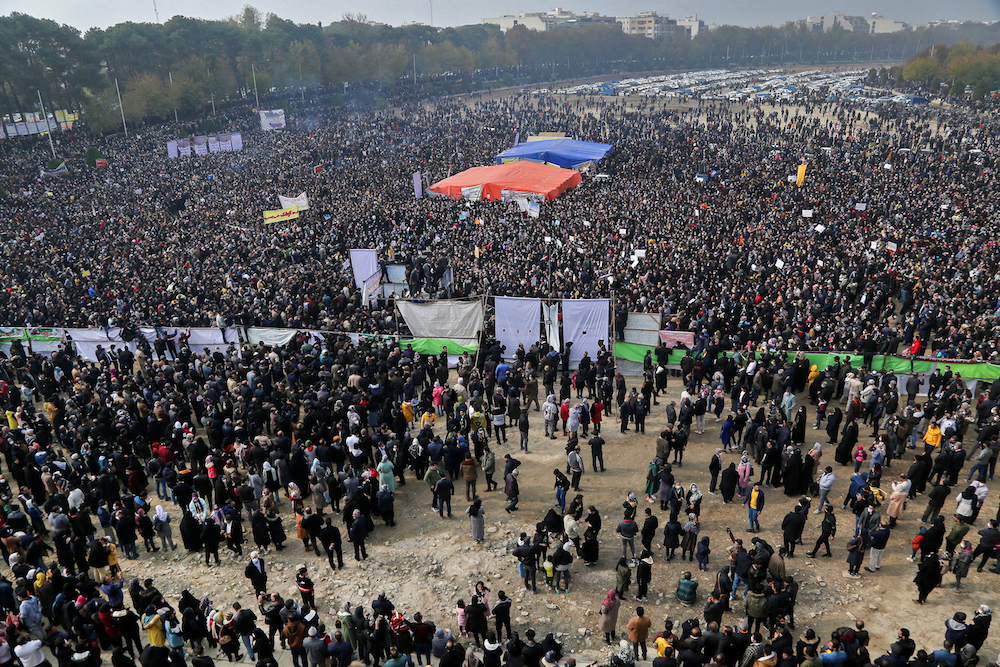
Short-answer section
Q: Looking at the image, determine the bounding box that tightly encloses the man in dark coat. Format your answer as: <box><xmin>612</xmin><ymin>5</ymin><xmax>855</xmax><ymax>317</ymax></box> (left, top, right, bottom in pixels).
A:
<box><xmin>245</xmin><ymin>552</ymin><xmax>268</xmax><ymax>595</ymax></box>
<box><xmin>201</xmin><ymin>520</ymin><xmax>222</xmax><ymax>566</ymax></box>
<box><xmin>781</xmin><ymin>508</ymin><xmax>806</xmax><ymax>557</ymax></box>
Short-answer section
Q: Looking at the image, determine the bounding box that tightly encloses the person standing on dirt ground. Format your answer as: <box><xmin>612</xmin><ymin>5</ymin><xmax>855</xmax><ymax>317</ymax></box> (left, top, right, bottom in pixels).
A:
<box><xmin>743</xmin><ymin>482</ymin><xmax>765</xmax><ymax>533</ymax></box>
<box><xmin>518</xmin><ymin>409</ymin><xmax>531</xmax><ymax>453</ymax></box>
<box><xmin>460</xmin><ymin>454</ymin><xmax>478</xmax><ymax>502</ymax></box>
<box><xmin>626</xmin><ymin>606</ymin><xmax>652</xmax><ymax>661</ymax></box>
<box><xmin>482</xmin><ymin>446</ymin><xmax>497</xmax><ymax>492</ymax></box>
<box><xmin>504</xmin><ymin>469</ymin><xmax>520</xmax><ymax>514</ymax></box>
<box><xmin>568</xmin><ymin>446</ymin><xmax>585</xmax><ymax>491</ymax></box>
<box><xmin>616</xmin><ymin>512</ymin><xmax>637</xmax><ymax>561</ymax></box>
<box><xmin>709</xmin><ymin>449</ymin><xmax>723</xmax><ymax>495</ymax></box>
<box><xmin>295</xmin><ymin>566</ymin><xmax>315</xmax><ymax>608</ymax></box>
<box><xmin>589</xmin><ymin>434</ymin><xmax>606</xmax><ymax>472</ymax></box>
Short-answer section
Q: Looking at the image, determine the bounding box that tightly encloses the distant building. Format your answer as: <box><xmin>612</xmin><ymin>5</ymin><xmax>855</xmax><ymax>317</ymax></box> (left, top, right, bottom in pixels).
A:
<box><xmin>805</xmin><ymin>12</ymin><xmax>908</xmax><ymax>34</ymax></box>
<box><xmin>483</xmin><ymin>7</ymin><xmax>616</xmax><ymax>32</ymax></box>
<box><xmin>617</xmin><ymin>11</ymin><xmax>682</xmax><ymax>39</ymax></box>
<box><xmin>868</xmin><ymin>14</ymin><xmax>908</xmax><ymax>33</ymax></box>
<box><xmin>676</xmin><ymin>14</ymin><xmax>705</xmax><ymax>39</ymax></box>
<box><xmin>806</xmin><ymin>12</ymin><xmax>871</xmax><ymax>32</ymax></box>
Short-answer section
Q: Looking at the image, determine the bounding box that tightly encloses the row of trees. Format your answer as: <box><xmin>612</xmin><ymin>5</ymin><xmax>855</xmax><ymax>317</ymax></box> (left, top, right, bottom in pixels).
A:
<box><xmin>902</xmin><ymin>41</ymin><xmax>1000</xmax><ymax>99</ymax></box>
<box><xmin>4</xmin><ymin>6</ymin><xmax>1000</xmax><ymax>131</ymax></box>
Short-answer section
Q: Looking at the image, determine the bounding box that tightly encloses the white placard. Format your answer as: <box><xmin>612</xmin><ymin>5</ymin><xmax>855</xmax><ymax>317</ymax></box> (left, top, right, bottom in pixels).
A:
<box><xmin>870</xmin><ymin>241</ymin><xmax>879</xmax><ymax>250</ymax></box>
<box><xmin>634</xmin><ymin>249</ymin><xmax>646</xmax><ymax>258</ymax></box>
<box><xmin>814</xmin><ymin>224</ymin><xmax>826</xmax><ymax>233</ymax></box>
<box><xmin>619</xmin><ymin>228</ymin><xmax>627</xmax><ymax>235</ymax></box>
<box><xmin>887</xmin><ymin>241</ymin><xmax>898</xmax><ymax>252</ymax></box>
<box><xmin>803</xmin><ymin>209</ymin><xmax>813</xmax><ymax>218</ymax></box>
<box><xmin>544</xmin><ymin>236</ymin><xmax>552</xmax><ymax>243</ymax></box>
<box><xmin>775</xmin><ymin>259</ymin><xmax>785</xmax><ymax>269</ymax></box>
<box><xmin>583</xmin><ymin>221</ymin><xmax>591</xmax><ymax>227</ymax></box>
<box><xmin>855</xmin><ymin>203</ymin><xmax>867</xmax><ymax>211</ymax></box>
<box><xmin>817</xmin><ymin>260</ymin><xmax>824</xmax><ymax>267</ymax></box>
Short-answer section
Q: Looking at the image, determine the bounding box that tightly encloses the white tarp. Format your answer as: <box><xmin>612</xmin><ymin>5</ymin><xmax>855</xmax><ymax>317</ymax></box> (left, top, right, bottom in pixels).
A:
<box><xmin>543</xmin><ymin>302</ymin><xmax>560</xmax><ymax>351</ymax></box>
<box><xmin>349</xmin><ymin>249</ymin><xmax>378</xmax><ymax>290</ymax></box>
<box><xmin>494</xmin><ymin>297</ymin><xmax>540</xmax><ymax>360</ymax></box>
<box><xmin>279</xmin><ymin>192</ymin><xmax>309</xmax><ymax>211</ymax></box>
<box><xmin>245</xmin><ymin>328</ymin><xmax>298</xmax><ymax>347</ymax></box>
<box><xmin>396</xmin><ymin>300</ymin><xmax>484</xmax><ymax>346</ymax></box>
<box><xmin>562</xmin><ymin>299</ymin><xmax>609</xmax><ymax>368</ymax></box>
<box><xmin>68</xmin><ymin>327</ymin><xmax>235</xmax><ymax>362</ymax></box>
<box><xmin>623</xmin><ymin>312</ymin><xmax>662</xmax><ymax>346</ymax></box>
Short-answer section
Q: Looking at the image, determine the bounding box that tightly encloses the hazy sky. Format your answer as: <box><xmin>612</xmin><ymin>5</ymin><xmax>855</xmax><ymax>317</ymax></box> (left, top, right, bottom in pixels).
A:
<box><xmin>5</xmin><ymin>0</ymin><xmax>999</xmax><ymax>33</ymax></box>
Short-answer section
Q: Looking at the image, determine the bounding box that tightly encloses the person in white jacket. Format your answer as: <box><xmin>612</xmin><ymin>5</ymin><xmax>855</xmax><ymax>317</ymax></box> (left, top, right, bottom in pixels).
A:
<box><xmin>543</xmin><ymin>395</ymin><xmax>559</xmax><ymax>439</ymax></box>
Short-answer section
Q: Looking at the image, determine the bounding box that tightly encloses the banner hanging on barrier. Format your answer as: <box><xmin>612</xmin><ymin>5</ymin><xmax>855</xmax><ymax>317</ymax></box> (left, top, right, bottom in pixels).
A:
<box><xmin>495</xmin><ymin>297</ymin><xmax>541</xmax><ymax>360</ymax></box>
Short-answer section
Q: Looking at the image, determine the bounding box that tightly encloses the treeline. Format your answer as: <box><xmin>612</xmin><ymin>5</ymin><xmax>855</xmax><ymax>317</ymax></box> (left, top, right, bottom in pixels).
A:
<box><xmin>902</xmin><ymin>41</ymin><xmax>1000</xmax><ymax>99</ymax></box>
<box><xmin>3</xmin><ymin>5</ymin><xmax>1000</xmax><ymax>131</ymax></box>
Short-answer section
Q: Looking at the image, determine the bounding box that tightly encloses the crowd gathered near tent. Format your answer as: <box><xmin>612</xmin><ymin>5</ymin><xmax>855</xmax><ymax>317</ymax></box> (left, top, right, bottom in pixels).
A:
<box><xmin>0</xmin><ymin>72</ymin><xmax>998</xmax><ymax>667</ymax></box>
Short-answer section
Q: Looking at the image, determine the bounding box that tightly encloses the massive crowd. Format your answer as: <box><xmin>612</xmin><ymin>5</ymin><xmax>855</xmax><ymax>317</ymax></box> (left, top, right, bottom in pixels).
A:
<box><xmin>0</xmin><ymin>71</ymin><xmax>997</xmax><ymax>667</ymax></box>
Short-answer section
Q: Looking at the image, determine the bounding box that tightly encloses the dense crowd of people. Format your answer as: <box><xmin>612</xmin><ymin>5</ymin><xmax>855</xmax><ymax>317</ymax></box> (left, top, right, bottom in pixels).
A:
<box><xmin>0</xmin><ymin>69</ymin><xmax>998</xmax><ymax>667</ymax></box>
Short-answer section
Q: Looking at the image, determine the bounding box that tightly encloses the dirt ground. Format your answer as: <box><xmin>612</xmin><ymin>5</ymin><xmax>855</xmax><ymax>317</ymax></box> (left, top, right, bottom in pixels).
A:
<box><xmin>106</xmin><ymin>370</ymin><xmax>999</xmax><ymax>667</ymax></box>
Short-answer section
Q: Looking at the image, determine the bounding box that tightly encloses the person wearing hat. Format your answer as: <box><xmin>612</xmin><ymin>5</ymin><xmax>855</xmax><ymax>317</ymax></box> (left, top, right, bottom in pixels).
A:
<box><xmin>245</xmin><ymin>552</ymin><xmax>267</xmax><ymax>596</ymax></box>
<box><xmin>541</xmin><ymin>651</ymin><xmax>559</xmax><ymax>667</ymax></box>
<box><xmin>302</xmin><ymin>626</ymin><xmax>326</xmax><ymax>667</ymax></box>
<box><xmin>296</xmin><ymin>566</ymin><xmax>315</xmax><ymax>608</ymax></box>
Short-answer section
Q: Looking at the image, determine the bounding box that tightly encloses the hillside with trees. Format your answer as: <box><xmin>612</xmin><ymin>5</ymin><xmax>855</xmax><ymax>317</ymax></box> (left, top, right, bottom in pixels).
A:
<box><xmin>3</xmin><ymin>5</ymin><xmax>1000</xmax><ymax>130</ymax></box>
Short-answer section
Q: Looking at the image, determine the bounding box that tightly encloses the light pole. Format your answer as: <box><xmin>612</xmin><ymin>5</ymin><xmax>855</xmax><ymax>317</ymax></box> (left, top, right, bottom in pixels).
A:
<box><xmin>251</xmin><ymin>63</ymin><xmax>260</xmax><ymax>108</ymax></box>
<box><xmin>36</xmin><ymin>90</ymin><xmax>56</xmax><ymax>159</ymax></box>
<box><xmin>115</xmin><ymin>78</ymin><xmax>128</xmax><ymax>137</ymax></box>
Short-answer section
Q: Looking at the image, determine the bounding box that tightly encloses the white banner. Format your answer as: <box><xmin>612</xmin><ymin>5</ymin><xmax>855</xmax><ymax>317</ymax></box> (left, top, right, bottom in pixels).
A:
<box><xmin>279</xmin><ymin>192</ymin><xmax>309</xmax><ymax>211</ymax></box>
<box><xmin>349</xmin><ymin>249</ymin><xmax>378</xmax><ymax>291</ymax></box>
<box><xmin>397</xmin><ymin>300</ymin><xmax>484</xmax><ymax>347</ymax></box>
<box><xmin>259</xmin><ymin>109</ymin><xmax>286</xmax><ymax>130</ymax></box>
<box><xmin>543</xmin><ymin>302</ymin><xmax>560</xmax><ymax>352</ymax></box>
<box><xmin>495</xmin><ymin>297</ymin><xmax>540</xmax><ymax>360</ymax></box>
<box><xmin>167</xmin><ymin>141</ymin><xmax>178</xmax><ymax>159</ymax></box>
<box><xmin>562</xmin><ymin>299</ymin><xmax>609</xmax><ymax>369</ymax></box>
<box><xmin>231</xmin><ymin>133</ymin><xmax>243</xmax><ymax>151</ymax></box>
<box><xmin>362</xmin><ymin>269</ymin><xmax>383</xmax><ymax>305</ymax></box>
<box><xmin>461</xmin><ymin>185</ymin><xmax>483</xmax><ymax>201</ymax></box>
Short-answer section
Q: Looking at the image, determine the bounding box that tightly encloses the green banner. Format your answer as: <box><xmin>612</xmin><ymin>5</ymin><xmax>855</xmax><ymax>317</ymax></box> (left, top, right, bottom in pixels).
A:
<box><xmin>613</xmin><ymin>343</ymin><xmax>1000</xmax><ymax>380</ymax></box>
<box><xmin>401</xmin><ymin>338</ymin><xmax>478</xmax><ymax>355</ymax></box>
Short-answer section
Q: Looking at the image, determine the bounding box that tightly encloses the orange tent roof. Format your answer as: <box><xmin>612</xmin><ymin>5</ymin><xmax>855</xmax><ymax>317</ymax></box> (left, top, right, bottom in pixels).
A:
<box><xmin>427</xmin><ymin>161</ymin><xmax>582</xmax><ymax>202</ymax></box>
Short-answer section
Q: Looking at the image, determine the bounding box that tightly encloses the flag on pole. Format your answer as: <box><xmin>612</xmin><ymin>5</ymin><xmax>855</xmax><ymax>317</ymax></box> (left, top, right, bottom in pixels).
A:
<box><xmin>362</xmin><ymin>268</ymin><xmax>382</xmax><ymax>305</ymax></box>
<box><xmin>796</xmin><ymin>164</ymin><xmax>807</xmax><ymax>187</ymax></box>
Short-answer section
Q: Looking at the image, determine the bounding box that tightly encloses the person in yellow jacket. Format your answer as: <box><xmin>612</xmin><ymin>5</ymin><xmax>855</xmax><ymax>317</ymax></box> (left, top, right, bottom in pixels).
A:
<box><xmin>142</xmin><ymin>607</ymin><xmax>166</xmax><ymax>647</ymax></box>
<box><xmin>420</xmin><ymin>410</ymin><xmax>436</xmax><ymax>431</ymax></box>
<box><xmin>922</xmin><ymin>422</ymin><xmax>942</xmax><ymax>455</ymax></box>
<box><xmin>402</xmin><ymin>400</ymin><xmax>416</xmax><ymax>426</ymax></box>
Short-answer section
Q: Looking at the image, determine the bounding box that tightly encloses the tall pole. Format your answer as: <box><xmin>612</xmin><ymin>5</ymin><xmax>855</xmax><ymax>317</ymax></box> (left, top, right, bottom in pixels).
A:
<box><xmin>429</xmin><ymin>0</ymin><xmax>433</xmax><ymax>26</ymax></box>
<box><xmin>37</xmin><ymin>90</ymin><xmax>55</xmax><ymax>159</ymax></box>
<box><xmin>251</xmin><ymin>64</ymin><xmax>260</xmax><ymax>108</ymax></box>
<box><xmin>152</xmin><ymin>0</ymin><xmax>159</xmax><ymax>22</ymax></box>
<box><xmin>169</xmin><ymin>71</ymin><xmax>178</xmax><ymax>124</ymax></box>
<box><xmin>210</xmin><ymin>91</ymin><xmax>215</xmax><ymax>115</ymax></box>
<box><xmin>115</xmin><ymin>77</ymin><xmax>128</xmax><ymax>137</ymax></box>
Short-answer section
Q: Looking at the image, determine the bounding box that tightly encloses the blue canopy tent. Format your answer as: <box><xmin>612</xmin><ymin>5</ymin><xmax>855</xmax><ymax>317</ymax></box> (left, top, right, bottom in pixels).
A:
<box><xmin>495</xmin><ymin>138</ymin><xmax>613</xmax><ymax>169</ymax></box>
